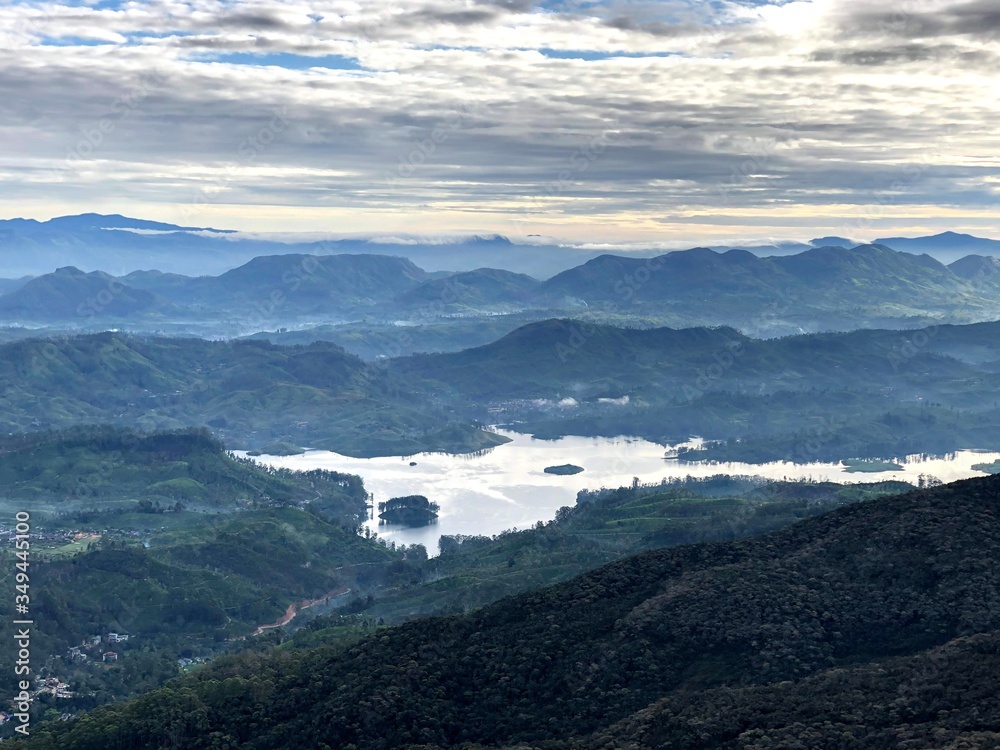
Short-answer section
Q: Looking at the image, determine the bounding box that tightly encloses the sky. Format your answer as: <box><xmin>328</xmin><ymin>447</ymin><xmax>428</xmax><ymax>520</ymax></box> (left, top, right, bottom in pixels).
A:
<box><xmin>1</xmin><ymin>0</ymin><xmax>999</xmax><ymax>245</ymax></box>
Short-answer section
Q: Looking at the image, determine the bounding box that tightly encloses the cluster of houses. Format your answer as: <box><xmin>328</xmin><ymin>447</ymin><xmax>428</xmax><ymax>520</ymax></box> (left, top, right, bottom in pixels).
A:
<box><xmin>0</xmin><ymin>526</ymin><xmax>75</xmax><ymax>545</ymax></box>
<box><xmin>3</xmin><ymin>676</ymin><xmax>75</xmax><ymax>718</ymax></box>
<box><xmin>66</xmin><ymin>632</ymin><xmax>131</xmax><ymax>664</ymax></box>
<box><xmin>176</xmin><ymin>656</ymin><xmax>209</xmax><ymax>669</ymax></box>
<box><xmin>0</xmin><ymin>526</ymin><xmax>143</xmax><ymax>550</ymax></box>
<box><xmin>32</xmin><ymin>677</ymin><xmax>74</xmax><ymax>699</ymax></box>
<box><xmin>0</xmin><ymin>632</ymin><xmax>138</xmax><ymax>720</ymax></box>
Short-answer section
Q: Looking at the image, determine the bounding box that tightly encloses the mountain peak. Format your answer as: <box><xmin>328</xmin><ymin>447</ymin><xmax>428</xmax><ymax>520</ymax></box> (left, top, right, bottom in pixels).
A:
<box><xmin>53</xmin><ymin>265</ymin><xmax>87</xmax><ymax>276</ymax></box>
<box><xmin>469</xmin><ymin>234</ymin><xmax>513</xmax><ymax>245</ymax></box>
<box><xmin>809</xmin><ymin>236</ymin><xmax>857</xmax><ymax>248</ymax></box>
<box><xmin>40</xmin><ymin>213</ymin><xmax>224</xmax><ymax>233</ymax></box>
<box><xmin>933</xmin><ymin>231</ymin><xmax>976</xmax><ymax>239</ymax></box>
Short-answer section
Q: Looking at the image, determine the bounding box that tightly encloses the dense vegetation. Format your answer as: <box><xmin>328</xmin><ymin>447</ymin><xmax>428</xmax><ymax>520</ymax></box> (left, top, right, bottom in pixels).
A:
<box><xmin>6</xmin><ymin>239</ymin><xmax>1000</xmax><ymax>747</ymax></box>
<box><xmin>0</xmin><ymin>426</ymin><xmax>366</xmax><ymax>516</ymax></box>
<box><xmin>0</xmin><ymin>427</ymin><xmax>411</xmax><ymax>713</ymax></box>
<box><xmin>363</xmin><ymin>476</ymin><xmax>911</xmax><ymax>622</ymax></box>
<box><xmin>16</xmin><ymin>474</ymin><xmax>1000</xmax><ymax>749</ymax></box>
<box><xmin>392</xmin><ymin>318</ymin><xmax>1000</xmax><ymax>462</ymax></box>
<box><xmin>377</xmin><ymin>495</ymin><xmax>439</xmax><ymax>526</ymax></box>
<box><xmin>7</xmin><ymin>307</ymin><xmax>1000</xmax><ymax>465</ymax></box>
<box><xmin>0</xmin><ymin>333</ymin><xmax>507</xmax><ymax>456</ymax></box>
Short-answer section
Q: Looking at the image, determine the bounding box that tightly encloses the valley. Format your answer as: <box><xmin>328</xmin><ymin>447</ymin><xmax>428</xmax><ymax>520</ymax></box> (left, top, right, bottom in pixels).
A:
<box><xmin>5</xmin><ymin>217</ymin><xmax>1000</xmax><ymax>746</ymax></box>
<box><xmin>7</xmin><ymin>1</ymin><xmax>1000</xmax><ymax>743</ymax></box>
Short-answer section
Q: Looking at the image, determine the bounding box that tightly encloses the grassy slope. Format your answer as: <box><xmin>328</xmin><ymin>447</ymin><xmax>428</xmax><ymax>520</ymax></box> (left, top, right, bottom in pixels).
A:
<box><xmin>0</xmin><ymin>426</ymin><xmax>367</xmax><ymax>517</ymax></box>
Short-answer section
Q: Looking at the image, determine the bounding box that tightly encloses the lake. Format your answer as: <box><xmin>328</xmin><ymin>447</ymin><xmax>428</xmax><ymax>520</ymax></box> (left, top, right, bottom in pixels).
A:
<box><xmin>242</xmin><ymin>430</ymin><xmax>1000</xmax><ymax>555</ymax></box>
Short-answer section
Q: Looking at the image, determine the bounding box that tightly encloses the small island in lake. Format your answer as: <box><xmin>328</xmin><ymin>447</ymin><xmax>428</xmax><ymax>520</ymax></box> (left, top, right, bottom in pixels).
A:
<box><xmin>842</xmin><ymin>458</ymin><xmax>904</xmax><ymax>473</ymax></box>
<box><xmin>378</xmin><ymin>495</ymin><xmax>440</xmax><ymax>526</ymax></box>
<box><xmin>544</xmin><ymin>464</ymin><xmax>584</xmax><ymax>475</ymax></box>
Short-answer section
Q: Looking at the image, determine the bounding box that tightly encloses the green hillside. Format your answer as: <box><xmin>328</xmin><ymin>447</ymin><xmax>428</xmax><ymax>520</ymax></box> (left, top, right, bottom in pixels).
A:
<box><xmin>0</xmin><ymin>266</ymin><xmax>176</xmax><ymax>321</ymax></box>
<box><xmin>364</xmin><ymin>477</ymin><xmax>912</xmax><ymax>622</ymax></box>
<box><xmin>392</xmin><ymin>318</ymin><xmax>1000</xmax><ymax>461</ymax></box>
<box><xmin>15</xmin><ymin>473</ymin><xmax>1000</xmax><ymax>749</ymax></box>
<box><xmin>0</xmin><ymin>426</ymin><xmax>366</xmax><ymax>518</ymax></box>
<box><xmin>0</xmin><ymin>333</ymin><xmax>507</xmax><ymax>456</ymax></box>
<box><xmin>0</xmin><ymin>427</ymin><xmax>413</xmax><ymax>712</ymax></box>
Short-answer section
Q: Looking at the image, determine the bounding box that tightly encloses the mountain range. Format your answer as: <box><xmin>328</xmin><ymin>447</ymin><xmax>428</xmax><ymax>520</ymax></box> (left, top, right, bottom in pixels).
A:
<box><xmin>5</xmin><ymin>316</ymin><xmax>1000</xmax><ymax>462</ymax></box>
<box><xmin>2</xmin><ymin>213</ymin><xmax>1000</xmax><ymax>279</ymax></box>
<box><xmin>3</xmin><ymin>238</ymin><xmax>1000</xmax><ymax>337</ymax></box>
<box><xmin>0</xmin><ymin>214</ymin><xmax>600</xmax><ymax>278</ymax></box>
<box><xmin>389</xmin><ymin>317</ymin><xmax>1000</xmax><ymax>461</ymax></box>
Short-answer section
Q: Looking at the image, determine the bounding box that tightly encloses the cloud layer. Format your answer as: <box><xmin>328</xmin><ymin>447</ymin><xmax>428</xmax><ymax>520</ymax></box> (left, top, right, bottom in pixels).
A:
<box><xmin>2</xmin><ymin>0</ymin><xmax>998</xmax><ymax>242</ymax></box>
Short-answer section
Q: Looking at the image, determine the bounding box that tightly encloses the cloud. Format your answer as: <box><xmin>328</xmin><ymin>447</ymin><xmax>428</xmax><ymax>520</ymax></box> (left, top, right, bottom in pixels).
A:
<box><xmin>0</xmin><ymin>0</ymin><xmax>997</xmax><ymax>241</ymax></box>
<box><xmin>836</xmin><ymin>0</ymin><xmax>1000</xmax><ymax>41</ymax></box>
<box><xmin>811</xmin><ymin>42</ymin><xmax>996</xmax><ymax>66</ymax></box>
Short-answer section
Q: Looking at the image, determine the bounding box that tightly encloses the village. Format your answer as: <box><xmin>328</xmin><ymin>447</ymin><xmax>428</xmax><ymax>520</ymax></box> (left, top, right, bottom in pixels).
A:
<box><xmin>1</xmin><ymin>630</ymin><xmax>133</xmax><ymax>726</ymax></box>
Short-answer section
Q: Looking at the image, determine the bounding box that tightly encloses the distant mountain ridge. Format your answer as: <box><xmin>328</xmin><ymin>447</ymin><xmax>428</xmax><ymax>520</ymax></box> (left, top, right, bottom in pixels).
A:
<box><xmin>0</xmin><ymin>266</ymin><xmax>177</xmax><ymax>321</ymax></box>
<box><xmin>538</xmin><ymin>243</ymin><xmax>991</xmax><ymax>319</ymax></box>
<box><xmin>2</xmin><ymin>244</ymin><xmax>1000</xmax><ymax>333</ymax></box>
<box><xmin>0</xmin><ymin>213</ymin><xmax>600</xmax><ymax>277</ymax></box>
<box><xmin>394</xmin><ymin>267</ymin><xmax>541</xmax><ymax>310</ymax></box>
<box><xmin>2</xmin><ymin>212</ymin><xmax>999</xmax><ymax>278</ymax></box>
<box><xmin>874</xmin><ymin>230</ymin><xmax>1000</xmax><ymax>263</ymax></box>
<box><xmin>3</xmin><ymin>215</ymin><xmax>1000</xmax><ymax>335</ymax></box>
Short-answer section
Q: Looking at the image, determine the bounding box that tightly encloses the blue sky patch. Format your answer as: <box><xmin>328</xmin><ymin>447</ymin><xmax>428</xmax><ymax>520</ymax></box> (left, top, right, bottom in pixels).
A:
<box><xmin>39</xmin><ymin>35</ymin><xmax>113</xmax><ymax>47</ymax></box>
<box><xmin>192</xmin><ymin>52</ymin><xmax>364</xmax><ymax>71</ymax></box>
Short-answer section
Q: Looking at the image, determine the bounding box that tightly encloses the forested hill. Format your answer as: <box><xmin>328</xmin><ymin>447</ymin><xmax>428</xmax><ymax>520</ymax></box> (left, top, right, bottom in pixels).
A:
<box><xmin>0</xmin><ymin>426</ymin><xmax>364</xmax><ymax>515</ymax></box>
<box><xmin>0</xmin><ymin>333</ymin><xmax>507</xmax><ymax>457</ymax></box>
<box><xmin>392</xmin><ymin>317</ymin><xmax>1000</xmax><ymax>399</ymax></box>
<box><xmin>390</xmin><ymin>317</ymin><xmax>1000</xmax><ymax>461</ymax></box>
<box><xmin>17</xmin><ymin>473</ymin><xmax>1000</xmax><ymax>749</ymax></box>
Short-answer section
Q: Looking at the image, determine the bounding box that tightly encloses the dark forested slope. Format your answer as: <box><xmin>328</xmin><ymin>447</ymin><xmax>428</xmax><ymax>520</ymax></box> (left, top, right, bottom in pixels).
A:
<box><xmin>17</xmin><ymin>473</ymin><xmax>1000</xmax><ymax>749</ymax></box>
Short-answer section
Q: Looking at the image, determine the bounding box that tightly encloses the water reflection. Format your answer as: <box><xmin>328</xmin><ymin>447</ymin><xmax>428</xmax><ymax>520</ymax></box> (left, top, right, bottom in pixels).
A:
<box><xmin>240</xmin><ymin>430</ymin><xmax>1000</xmax><ymax>556</ymax></box>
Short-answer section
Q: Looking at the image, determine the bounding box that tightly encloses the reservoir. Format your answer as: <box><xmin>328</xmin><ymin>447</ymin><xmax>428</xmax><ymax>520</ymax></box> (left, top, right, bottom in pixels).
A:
<box><xmin>244</xmin><ymin>429</ymin><xmax>1000</xmax><ymax>555</ymax></box>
